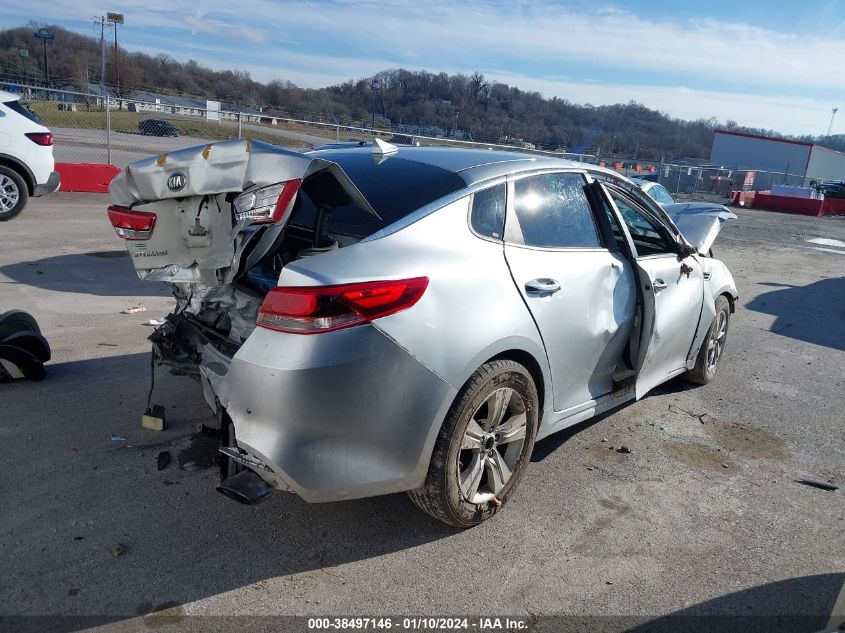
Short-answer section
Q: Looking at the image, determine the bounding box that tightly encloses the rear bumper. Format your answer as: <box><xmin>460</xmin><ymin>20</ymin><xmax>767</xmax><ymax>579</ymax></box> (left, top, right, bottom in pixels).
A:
<box><xmin>202</xmin><ymin>325</ymin><xmax>456</xmax><ymax>503</ymax></box>
<box><xmin>33</xmin><ymin>171</ymin><xmax>60</xmax><ymax>196</ymax></box>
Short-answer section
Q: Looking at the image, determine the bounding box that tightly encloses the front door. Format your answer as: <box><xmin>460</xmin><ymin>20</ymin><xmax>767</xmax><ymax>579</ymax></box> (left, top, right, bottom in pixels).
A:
<box><xmin>603</xmin><ymin>187</ymin><xmax>704</xmax><ymax>397</ymax></box>
<box><xmin>504</xmin><ymin>171</ymin><xmax>636</xmax><ymax>413</ymax></box>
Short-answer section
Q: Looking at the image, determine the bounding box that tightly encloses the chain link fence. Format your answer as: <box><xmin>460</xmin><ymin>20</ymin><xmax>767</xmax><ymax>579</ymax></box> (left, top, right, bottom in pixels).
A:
<box><xmin>2</xmin><ymin>82</ymin><xmax>595</xmax><ymax>168</ymax></box>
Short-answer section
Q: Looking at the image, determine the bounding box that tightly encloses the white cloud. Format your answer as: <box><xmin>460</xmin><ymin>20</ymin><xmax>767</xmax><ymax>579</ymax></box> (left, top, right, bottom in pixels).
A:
<box><xmin>4</xmin><ymin>0</ymin><xmax>844</xmax><ymax>134</ymax></box>
<box><xmin>183</xmin><ymin>10</ymin><xmax>265</xmax><ymax>43</ymax></box>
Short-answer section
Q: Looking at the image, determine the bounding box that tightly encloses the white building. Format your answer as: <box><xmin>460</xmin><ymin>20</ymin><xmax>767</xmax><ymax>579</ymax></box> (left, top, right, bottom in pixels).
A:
<box><xmin>709</xmin><ymin>130</ymin><xmax>845</xmax><ymax>185</ymax></box>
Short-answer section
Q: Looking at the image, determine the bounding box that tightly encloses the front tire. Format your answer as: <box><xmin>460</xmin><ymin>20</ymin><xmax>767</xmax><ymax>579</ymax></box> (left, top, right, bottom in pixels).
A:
<box><xmin>409</xmin><ymin>359</ymin><xmax>539</xmax><ymax>528</ymax></box>
<box><xmin>686</xmin><ymin>295</ymin><xmax>731</xmax><ymax>385</ymax></box>
<box><xmin>0</xmin><ymin>166</ymin><xmax>28</xmax><ymax>222</ymax></box>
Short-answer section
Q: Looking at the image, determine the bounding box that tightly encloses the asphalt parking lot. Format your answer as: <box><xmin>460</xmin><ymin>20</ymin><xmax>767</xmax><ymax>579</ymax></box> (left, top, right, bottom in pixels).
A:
<box><xmin>1</xmin><ymin>194</ymin><xmax>843</xmax><ymax>632</ymax></box>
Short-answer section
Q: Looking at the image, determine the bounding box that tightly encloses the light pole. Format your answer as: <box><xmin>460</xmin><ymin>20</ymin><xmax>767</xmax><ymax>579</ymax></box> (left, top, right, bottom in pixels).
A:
<box><xmin>828</xmin><ymin>108</ymin><xmax>838</xmax><ymax>136</ymax></box>
<box><xmin>32</xmin><ymin>28</ymin><xmax>54</xmax><ymax>85</ymax></box>
<box><xmin>107</xmin><ymin>13</ymin><xmax>124</xmax><ymax>95</ymax></box>
<box><xmin>95</xmin><ymin>16</ymin><xmax>113</xmax><ymax>164</ymax></box>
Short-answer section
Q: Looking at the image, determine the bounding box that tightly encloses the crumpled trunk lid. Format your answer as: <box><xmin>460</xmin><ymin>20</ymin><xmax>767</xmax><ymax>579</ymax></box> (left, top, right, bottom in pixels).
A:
<box><xmin>109</xmin><ymin>138</ymin><xmax>375</xmax><ymax>284</ymax></box>
<box><xmin>108</xmin><ymin>139</ymin><xmax>378</xmax><ymax>371</ymax></box>
<box><xmin>662</xmin><ymin>202</ymin><xmax>736</xmax><ymax>254</ymax></box>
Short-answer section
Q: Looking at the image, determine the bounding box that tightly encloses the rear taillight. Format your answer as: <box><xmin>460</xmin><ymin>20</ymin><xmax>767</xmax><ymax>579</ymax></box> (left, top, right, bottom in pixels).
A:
<box><xmin>107</xmin><ymin>205</ymin><xmax>157</xmax><ymax>240</ymax></box>
<box><xmin>232</xmin><ymin>179</ymin><xmax>301</xmax><ymax>224</ymax></box>
<box><xmin>25</xmin><ymin>132</ymin><xmax>53</xmax><ymax>146</ymax></box>
<box><xmin>257</xmin><ymin>277</ymin><xmax>429</xmax><ymax>334</ymax></box>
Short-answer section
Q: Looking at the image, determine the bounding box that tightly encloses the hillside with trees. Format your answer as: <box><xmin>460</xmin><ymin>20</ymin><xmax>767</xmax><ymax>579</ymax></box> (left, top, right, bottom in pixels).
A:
<box><xmin>2</xmin><ymin>23</ymin><xmax>843</xmax><ymax>160</ymax></box>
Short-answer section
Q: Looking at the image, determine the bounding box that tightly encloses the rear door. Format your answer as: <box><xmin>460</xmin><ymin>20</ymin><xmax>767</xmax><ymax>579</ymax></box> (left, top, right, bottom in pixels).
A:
<box><xmin>503</xmin><ymin>171</ymin><xmax>637</xmax><ymax>413</ymax></box>
<box><xmin>602</xmin><ymin>186</ymin><xmax>705</xmax><ymax>397</ymax></box>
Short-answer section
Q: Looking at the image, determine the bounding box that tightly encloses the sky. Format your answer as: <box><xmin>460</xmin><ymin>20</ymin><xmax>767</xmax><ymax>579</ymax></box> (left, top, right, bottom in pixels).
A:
<box><xmin>2</xmin><ymin>0</ymin><xmax>844</xmax><ymax>135</ymax></box>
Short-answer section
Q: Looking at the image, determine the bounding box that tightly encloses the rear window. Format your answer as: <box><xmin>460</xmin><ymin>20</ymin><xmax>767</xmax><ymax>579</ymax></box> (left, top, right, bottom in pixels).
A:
<box><xmin>3</xmin><ymin>101</ymin><xmax>42</xmax><ymax>124</ymax></box>
<box><xmin>292</xmin><ymin>152</ymin><xmax>466</xmax><ymax>238</ymax></box>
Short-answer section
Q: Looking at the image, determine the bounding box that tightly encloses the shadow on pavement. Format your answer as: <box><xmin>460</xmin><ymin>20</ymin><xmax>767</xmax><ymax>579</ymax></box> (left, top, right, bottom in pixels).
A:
<box><xmin>0</xmin><ymin>251</ymin><xmax>169</xmax><ymax>298</ymax></box>
<box><xmin>747</xmin><ymin>278</ymin><xmax>845</xmax><ymax>351</ymax></box>
<box><xmin>1</xmin><ymin>352</ymin><xmax>457</xmax><ymax>628</ymax></box>
<box><xmin>624</xmin><ymin>573</ymin><xmax>844</xmax><ymax>633</ymax></box>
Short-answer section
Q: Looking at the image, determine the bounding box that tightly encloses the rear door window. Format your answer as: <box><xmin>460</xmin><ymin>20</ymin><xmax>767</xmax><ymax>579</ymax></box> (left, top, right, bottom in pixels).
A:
<box><xmin>510</xmin><ymin>172</ymin><xmax>600</xmax><ymax>248</ymax></box>
<box><xmin>3</xmin><ymin>100</ymin><xmax>42</xmax><ymax>124</ymax></box>
<box><xmin>470</xmin><ymin>183</ymin><xmax>506</xmax><ymax>240</ymax></box>
<box><xmin>293</xmin><ymin>152</ymin><xmax>466</xmax><ymax>238</ymax></box>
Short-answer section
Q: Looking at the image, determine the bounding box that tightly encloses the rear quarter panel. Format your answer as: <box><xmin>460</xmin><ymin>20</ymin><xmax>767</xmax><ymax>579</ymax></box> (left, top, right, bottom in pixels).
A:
<box><xmin>281</xmin><ymin>195</ymin><xmax>552</xmax><ymax>411</ymax></box>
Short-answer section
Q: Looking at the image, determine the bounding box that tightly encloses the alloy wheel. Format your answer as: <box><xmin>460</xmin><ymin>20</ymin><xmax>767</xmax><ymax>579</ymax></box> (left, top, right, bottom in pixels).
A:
<box><xmin>0</xmin><ymin>174</ymin><xmax>20</xmax><ymax>214</ymax></box>
<box><xmin>706</xmin><ymin>310</ymin><xmax>727</xmax><ymax>372</ymax></box>
<box><xmin>457</xmin><ymin>387</ymin><xmax>528</xmax><ymax>504</ymax></box>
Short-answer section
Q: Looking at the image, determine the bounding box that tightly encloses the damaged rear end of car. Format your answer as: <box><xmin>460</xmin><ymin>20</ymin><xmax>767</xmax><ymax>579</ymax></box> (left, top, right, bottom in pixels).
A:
<box><xmin>108</xmin><ymin>139</ymin><xmax>393</xmax><ymax>503</ymax></box>
<box><xmin>108</xmin><ymin>139</ymin><xmax>465</xmax><ymax>506</ymax></box>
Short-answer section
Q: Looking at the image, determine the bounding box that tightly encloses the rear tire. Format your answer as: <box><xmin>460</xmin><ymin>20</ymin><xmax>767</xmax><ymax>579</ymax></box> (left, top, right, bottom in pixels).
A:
<box><xmin>0</xmin><ymin>166</ymin><xmax>28</xmax><ymax>222</ymax></box>
<box><xmin>409</xmin><ymin>360</ymin><xmax>538</xmax><ymax>528</ymax></box>
<box><xmin>686</xmin><ymin>295</ymin><xmax>731</xmax><ymax>385</ymax></box>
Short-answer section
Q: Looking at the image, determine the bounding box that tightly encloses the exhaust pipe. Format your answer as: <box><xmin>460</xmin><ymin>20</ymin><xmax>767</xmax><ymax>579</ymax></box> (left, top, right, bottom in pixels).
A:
<box><xmin>217</xmin><ymin>470</ymin><xmax>274</xmax><ymax>505</ymax></box>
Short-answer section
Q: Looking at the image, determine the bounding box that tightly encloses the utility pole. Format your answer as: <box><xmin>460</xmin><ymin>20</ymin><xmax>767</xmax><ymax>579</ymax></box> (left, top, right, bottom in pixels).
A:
<box><xmin>828</xmin><ymin>108</ymin><xmax>838</xmax><ymax>136</ymax></box>
<box><xmin>107</xmin><ymin>13</ymin><xmax>124</xmax><ymax>96</ymax></box>
<box><xmin>32</xmin><ymin>28</ymin><xmax>54</xmax><ymax>85</ymax></box>
<box><xmin>95</xmin><ymin>16</ymin><xmax>112</xmax><ymax>164</ymax></box>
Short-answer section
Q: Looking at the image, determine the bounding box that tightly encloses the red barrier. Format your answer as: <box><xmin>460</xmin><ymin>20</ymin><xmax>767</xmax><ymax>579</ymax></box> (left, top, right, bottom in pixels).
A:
<box><xmin>748</xmin><ymin>192</ymin><xmax>845</xmax><ymax>217</ymax></box>
<box><xmin>55</xmin><ymin>163</ymin><xmax>120</xmax><ymax>193</ymax></box>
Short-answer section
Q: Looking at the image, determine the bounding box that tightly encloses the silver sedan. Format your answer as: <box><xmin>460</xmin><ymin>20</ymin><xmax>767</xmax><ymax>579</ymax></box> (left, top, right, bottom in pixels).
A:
<box><xmin>108</xmin><ymin>140</ymin><xmax>737</xmax><ymax>527</ymax></box>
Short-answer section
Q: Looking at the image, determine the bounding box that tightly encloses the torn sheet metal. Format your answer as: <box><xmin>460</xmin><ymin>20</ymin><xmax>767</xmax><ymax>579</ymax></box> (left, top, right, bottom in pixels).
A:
<box><xmin>109</xmin><ymin>139</ymin><xmax>377</xmax><ymax>215</ymax></box>
<box><xmin>109</xmin><ymin>139</ymin><xmax>378</xmax><ymax>287</ymax></box>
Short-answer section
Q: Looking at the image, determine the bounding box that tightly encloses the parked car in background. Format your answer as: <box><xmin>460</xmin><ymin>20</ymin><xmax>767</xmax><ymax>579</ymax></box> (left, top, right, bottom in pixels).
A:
<box><xmin>138</xmin><ymin>119</ymin><xmax>180</xmax><ymax>137</ymax></box>
<box><xmin>0</xmin><ymin>90</ymin><xmax>60</xmax><ymax>221</ymax></box>
<box><xmin>632</xmin><ymin>177</ymin><xmax>677</xmax><ymax>205</ymax></box>
<box><xmin>816</xmin><ymin>180</ymin><xmax>845</xmax><ymax>199</ymax></box>
<box><xmin>107</xmin><ymin>141</ymin><xmax>738</xmax><ymax>527</ymax></box>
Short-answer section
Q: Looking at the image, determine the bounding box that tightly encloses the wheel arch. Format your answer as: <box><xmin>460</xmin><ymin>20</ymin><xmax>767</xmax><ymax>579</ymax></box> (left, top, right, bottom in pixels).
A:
<box><xmin>0</xmin><ymin>154</ymin><xmax>35</xmax><ymax>195</ymax></box>
<box><xmin>481</xmin><ymin>348</ymin><xmax>547</xmax><ymax>423</ymax></box>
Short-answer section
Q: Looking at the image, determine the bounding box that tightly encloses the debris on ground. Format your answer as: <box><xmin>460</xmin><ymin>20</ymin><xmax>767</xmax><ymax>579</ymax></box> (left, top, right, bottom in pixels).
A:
<box><xmin>109</xmin><ymin>543</ymin><xmax>126</xmax><ymax>558</ymax></box>
<box><xmin>110</xmin><ymin>434</ymin><xmax>126</xmax><ymax>442</ymax></box>
<box><xmin>120</xmin><ymin>306</ymin><xmax>146</xmax><ymax>314</ymax></box>
<box><xmin>668</xmin><ymin>404</ymin><xmax>716</xmax><ymax>424</ymax></box>
<box><xmin>601</xmin><ymin>438</ymin><xmax>608</xmax><ymax>443</ymax></box>
<box><xmin>144</xmin><ymin>319</ymin><xmax>165</xmax><ymax>327</ymax></box>
<box><xmin>616</xmin><ymin>446</ymin><xmax>633</xmax><ymax>454</ymax></box>
<box><xmin>795</xmin><ymin>479</ymin><xmax>838</xmax><ymax>492</ymax></box>
<box><xmin>0</xmin><ymin>309</ymin><xmax>51</xmax><ymax>382</ymax></box>
<box><xmin>157</xmin><ymin>451</ymin><xmax>171</xmax><ymax>471</ymax></box>
<box><xmin>141</xmin><ymin>405</ymin><xmax>166</xmax><ymax>431</ymax></box>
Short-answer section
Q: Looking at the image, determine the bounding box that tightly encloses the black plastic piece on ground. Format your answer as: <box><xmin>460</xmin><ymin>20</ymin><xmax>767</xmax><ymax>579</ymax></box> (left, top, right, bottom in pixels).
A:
<box><xmin>216</xmin><ymin>470</ymin><xmax>274</xmax><ymax>505</ymax></box>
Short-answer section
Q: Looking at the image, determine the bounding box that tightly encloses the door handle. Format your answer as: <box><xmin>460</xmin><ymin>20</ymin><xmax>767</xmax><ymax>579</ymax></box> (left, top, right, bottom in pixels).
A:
<box><xmin>525</xmin><ymin>278</ymin><xmax>561</xmax><ymax>295</ymax></box>
<box><xmin>652</xmin><ymin>278</ymin><xmax>668</xmax><ymax>291</ymax></box>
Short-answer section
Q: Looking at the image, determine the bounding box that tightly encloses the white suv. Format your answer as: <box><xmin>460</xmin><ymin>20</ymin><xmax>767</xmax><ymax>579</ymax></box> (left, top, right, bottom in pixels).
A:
<box><xmin>0</xmin><ymin>90</ymin><xmax>60</xmax><ymax>221</ymax></box>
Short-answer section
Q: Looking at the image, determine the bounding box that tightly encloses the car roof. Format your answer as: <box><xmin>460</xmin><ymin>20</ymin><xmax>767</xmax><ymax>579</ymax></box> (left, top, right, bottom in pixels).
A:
<box><xmin>310</xmin><ymin>144</ymin><xmax>619</xmax><ymax>186</ymax></box>
<box><xmin>0</xmin><ymin>90</ymin><xmax>21</xmax><ymax>102</ymax></box>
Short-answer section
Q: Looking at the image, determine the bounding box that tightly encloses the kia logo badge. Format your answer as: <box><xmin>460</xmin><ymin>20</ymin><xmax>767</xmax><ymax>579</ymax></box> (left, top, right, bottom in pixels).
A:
<box><xmin>167</xmin><ymin>172</ymin><xmax>187</xmax><ymax>192</ymax></box>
